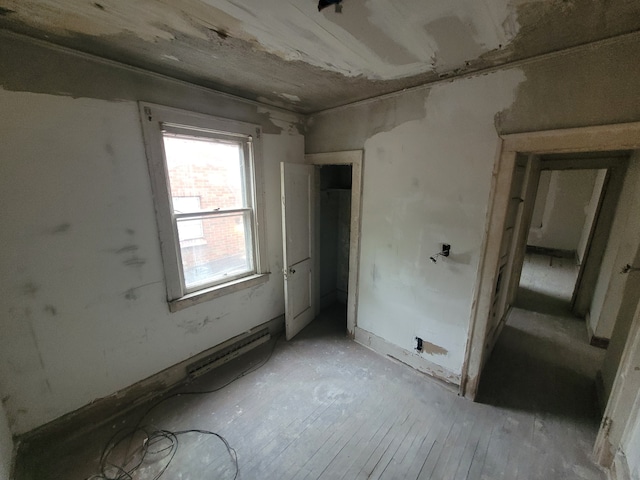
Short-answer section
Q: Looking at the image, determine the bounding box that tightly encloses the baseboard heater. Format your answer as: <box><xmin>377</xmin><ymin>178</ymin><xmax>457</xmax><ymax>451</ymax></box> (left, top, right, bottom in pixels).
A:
<box><xmin>186</xmin><ymin>328</ymin><xmax>271</xmax><ymax>379</ymax></box>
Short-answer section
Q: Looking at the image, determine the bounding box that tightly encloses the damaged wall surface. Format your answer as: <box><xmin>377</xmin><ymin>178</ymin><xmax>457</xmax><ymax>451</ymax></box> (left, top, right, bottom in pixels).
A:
<box><xmin>0</xmin><ymin>0</ymin><xmax>639</xmax><ymax>112</ymax></box>
<box><xmin>0</xmin><ymin>34</ymin><xmax>304</xmax><ymax>435</ymax></box>
<box><xmin>306</xmin><ymin>33</ymin><xmax>640</xmax><ymax>380</ymax></box>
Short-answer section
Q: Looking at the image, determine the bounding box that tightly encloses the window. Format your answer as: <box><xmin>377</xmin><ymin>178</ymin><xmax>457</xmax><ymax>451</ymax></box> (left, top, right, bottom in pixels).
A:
<box><xmin>139</xmin><ymin>103</ymin><xmax>268</xmax><ymax>311</ymax></box>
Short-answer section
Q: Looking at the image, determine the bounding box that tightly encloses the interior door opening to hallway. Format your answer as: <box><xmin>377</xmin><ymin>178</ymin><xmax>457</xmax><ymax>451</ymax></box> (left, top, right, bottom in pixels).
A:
<box><xmin>463</xmin><ymin>122</ymin><xmax>640</xmax><ymax>473</ymax></box>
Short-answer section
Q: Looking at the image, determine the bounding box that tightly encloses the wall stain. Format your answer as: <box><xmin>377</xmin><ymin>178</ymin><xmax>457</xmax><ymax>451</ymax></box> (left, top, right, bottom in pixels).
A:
<box><xmin>22</xmin><ymin>281</ymin><xmax>39</xmax><ymax>297</ymax></box>
<box><xmin>123</xmin><ymin>256</ymin><xmax>146</xmax><ymax>268</ymax></box>
<box><xmin>26</xmin><ymin>313</ymin><xmax>47</xmax><ymax>369</ymax></box>
<box><xmin>44</xmin><ymin>305</ymin><xmax>57</xmax><ymax>316</ymax></box>
<box><xmin>422</xmin><ymin>340</ymin><xmax>448</xmax><ymax>356</ymax></box>
<box><xmin>116</xmin><ymin>244</ymin><xmax>139</xmax><ymax>254</ymax></box>
<box><xmin>0</xmin><ymin>7</ymin><xmax>14</xmax><ymax>16</ymax></box>
<box><xmin>50</xmin><ymin>223</ymin><xmax>71</xmax><ymax>234</ymax></box>
<box><xmin>371</xmin><ymin>264</ymin><xmax>379</xmax><ymax>283</ymax></box>
<box><xmin>105</xmin><ymin>143</ymin><xmax>115</xmax><ymax>156</ymax></box>
<box><xmin>124</xmin><ymin>288</ymin><xmax>138</xmax><ymax>301</ymax></box>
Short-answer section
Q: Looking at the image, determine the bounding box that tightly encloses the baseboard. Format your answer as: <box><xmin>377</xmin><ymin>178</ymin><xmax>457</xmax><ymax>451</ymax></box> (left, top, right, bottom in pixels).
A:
<box><xmin>526</xmin><ymin>245</ymin><xmax>577</xmax><ymax>260</ymax></box>
<box><xmin>586</xmin><ymin>311</ymin><xmax>611</xmax><ymax>349</ymax></box>
<box><xmin>354</xmin><ymin>327</ymin><xmax>460</xmax><ymax>389</ymax></box>
<box><xmin>15</xmin><ymin>315</ymin><xmax>284</xmax><ymax>449</ymax></box>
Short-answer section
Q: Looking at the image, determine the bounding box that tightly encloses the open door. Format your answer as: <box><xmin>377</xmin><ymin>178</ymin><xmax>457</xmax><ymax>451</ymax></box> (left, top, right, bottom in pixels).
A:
<box><xmin>484</xmin><ymin>155</ymin><xmax>539</xmax><ymax>346</ymax></box>
<box><xmin>281</xmin><ymin>163</ymin><xmax>316</xmax><ymax>340</ymax></box>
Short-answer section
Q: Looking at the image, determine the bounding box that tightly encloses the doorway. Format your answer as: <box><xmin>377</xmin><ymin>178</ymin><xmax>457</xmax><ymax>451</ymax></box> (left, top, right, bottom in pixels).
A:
<box><xmin>281</xmin><ymin>150</ymin><xmax>363</xmax><ymax>341</ymax></box>
<box><xmin>318</xmin><ymin>165</ymin><xmax>352</xmax><ymax>324</ymax></box>
<box><xmin>463</xmin><ymin>122</ymin><xmax>640</xmax><ymax>473</ymax></box>
<box><xmin>516</xmin><ymin>167</ymin><xmax>608</xmax><ymax>317</ymax></box>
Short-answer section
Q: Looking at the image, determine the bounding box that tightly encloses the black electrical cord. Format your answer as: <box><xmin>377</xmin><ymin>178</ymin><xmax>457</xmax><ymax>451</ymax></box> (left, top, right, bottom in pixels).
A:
<box><xmin>85</xmin><ymin>332</ymin><xmax>281</xmax><ymax>480</ymax></box>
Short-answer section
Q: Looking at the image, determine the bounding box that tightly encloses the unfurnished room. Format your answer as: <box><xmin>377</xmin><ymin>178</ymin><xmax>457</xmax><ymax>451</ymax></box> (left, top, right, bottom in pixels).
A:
<box><xmin>1</xmin><ymin>1</ymin><xmax>640</xmax><ymax>479</ymax></box>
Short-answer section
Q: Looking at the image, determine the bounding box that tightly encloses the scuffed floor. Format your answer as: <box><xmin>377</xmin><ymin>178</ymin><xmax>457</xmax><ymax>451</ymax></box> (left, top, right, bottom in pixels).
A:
<box><xmin>17</xmin><ymin>302</ymin><xmax>606</xmax><ymax>479</ymax></box>
<box><xmin>477</xmin><ymin>251</ymin><xmax>606</xmax><ymax>479</ymax></box>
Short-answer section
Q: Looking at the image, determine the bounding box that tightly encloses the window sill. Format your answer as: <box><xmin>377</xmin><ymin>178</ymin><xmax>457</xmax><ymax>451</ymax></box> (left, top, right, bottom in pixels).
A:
<box><xmin>168</xmin><ymin>273</ymin><xmax>270</xmax><ymax>313</ymax></box>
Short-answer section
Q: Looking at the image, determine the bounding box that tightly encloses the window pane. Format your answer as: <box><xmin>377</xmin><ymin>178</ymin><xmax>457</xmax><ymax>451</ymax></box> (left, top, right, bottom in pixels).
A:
<box><xmin>173</xmin><ymin>197</ymin><xmax>204</xmax><ymax>242</ymax></box>
<box><xmin>178</xmin><ymin>212</ymin><xmax>254</xmax><ymax>289</ymax></box>
<box><xmin>162</xmin><ymin>134</ymin><xmax>247</xmax><ymax>211</ymax></box>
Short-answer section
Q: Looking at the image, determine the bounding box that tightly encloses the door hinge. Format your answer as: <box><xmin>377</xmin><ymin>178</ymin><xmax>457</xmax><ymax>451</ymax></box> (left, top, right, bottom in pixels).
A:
<box><xmin>144</xmin><ymin>106</ymin><xmax>153</xmax><ymax>121</ymax></box>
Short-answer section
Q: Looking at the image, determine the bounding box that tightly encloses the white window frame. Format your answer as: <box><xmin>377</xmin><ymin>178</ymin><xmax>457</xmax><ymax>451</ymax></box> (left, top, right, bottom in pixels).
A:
<box><xmin>139</xmin><ymin>103</ymin><xmax>269</xmax><ymax>312</ymax></box>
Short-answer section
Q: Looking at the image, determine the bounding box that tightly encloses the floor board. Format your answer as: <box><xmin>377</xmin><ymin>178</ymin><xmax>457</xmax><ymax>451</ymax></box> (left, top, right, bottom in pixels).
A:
<box><xmin>17</xmin><ymin>293</ymin><xmax>606</xmax><ymax>480</ymax></box>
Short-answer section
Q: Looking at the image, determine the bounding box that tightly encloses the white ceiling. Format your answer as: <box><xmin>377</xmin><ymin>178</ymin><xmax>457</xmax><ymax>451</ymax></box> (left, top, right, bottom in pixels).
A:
<box><xmin>0</xmin><ymin>0</ymin><xmax>639</xmax><ymax>112</ymax></box>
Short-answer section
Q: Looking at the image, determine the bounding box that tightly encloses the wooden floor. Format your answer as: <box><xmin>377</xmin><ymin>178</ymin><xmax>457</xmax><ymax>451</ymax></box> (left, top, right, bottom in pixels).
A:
<box><xmin>17</xmin><ymin>300</ymin><xmax>606</xmax><ymax>480</ymax></box>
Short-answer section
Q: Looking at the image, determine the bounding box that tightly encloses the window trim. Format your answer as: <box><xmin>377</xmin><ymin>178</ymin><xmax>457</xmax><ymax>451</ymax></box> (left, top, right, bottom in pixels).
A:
<box><xmin>139</xmin><ymin>102</ymin><xmax>269</xmax><ymax>310</ymax></box>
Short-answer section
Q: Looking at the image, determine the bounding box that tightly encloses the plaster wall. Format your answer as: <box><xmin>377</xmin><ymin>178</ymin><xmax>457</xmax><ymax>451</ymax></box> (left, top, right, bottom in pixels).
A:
<box><xmin>0</xmin><ymin>403</ymin><xmax>12</xmax><ymax>480</ymax></box>
<box><xmin>590</xmin><ymin>153</ymin><xmax>640</xmax><ymax>342</ymax></box>
<box><xmin>309</xmin><ymin>71</ymin><xmax>525</xmax><ymax>374</ymax></box>
<box><xmin>0</xmin><ymin>38</ymin><xmax>304</xmax><ymax>435</ymax></box>
<box><xmin>577</xmin><ymin>169</ymin><xmax>607</xmax><ymax>264</ymax></box>
<box><xmin>306</xmin><ymin>34</ymin><xmax>640</xmax><ymax>378</ymax></box>
<box><xmin>527</xmin><ymin>169</ymin><xmax>598</xmax><ymax>254</ymax></box>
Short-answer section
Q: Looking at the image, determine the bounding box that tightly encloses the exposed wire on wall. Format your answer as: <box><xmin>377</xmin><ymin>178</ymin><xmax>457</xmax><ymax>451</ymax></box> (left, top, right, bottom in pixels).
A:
<box><xmin>85</xmin><ymin>332</ymin><xmax>282</xmax><ymax>480</ymax></box>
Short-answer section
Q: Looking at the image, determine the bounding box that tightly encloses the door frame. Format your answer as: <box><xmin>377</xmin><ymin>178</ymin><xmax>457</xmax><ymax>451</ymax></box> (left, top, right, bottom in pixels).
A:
<box><xmin>305</xmin><ymin>150</ymin><xmax>363</xmax><ymax>337</ymax></box>
<box><xmin>462</xmin><ymin>122</ymin><xmax>640</xmax><ymax>401</ymax></box>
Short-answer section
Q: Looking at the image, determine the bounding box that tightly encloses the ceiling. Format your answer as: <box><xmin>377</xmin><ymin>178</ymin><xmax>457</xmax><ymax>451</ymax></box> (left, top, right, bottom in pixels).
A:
<box><xmin>0</xmin><ymin>0</ymin><xmax>639</xmax><ymax>113</ymax></box>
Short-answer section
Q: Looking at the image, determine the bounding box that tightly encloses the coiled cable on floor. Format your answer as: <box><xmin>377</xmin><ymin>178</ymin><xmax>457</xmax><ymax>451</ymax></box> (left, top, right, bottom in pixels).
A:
<box><xmin>84</xmin><ymin>333</ymin><xmax>281</xmax><ymax>480</ymax></box>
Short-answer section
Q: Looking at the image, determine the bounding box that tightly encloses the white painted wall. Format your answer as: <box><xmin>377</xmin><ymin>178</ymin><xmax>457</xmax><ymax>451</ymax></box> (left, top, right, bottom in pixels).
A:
<box><xmin>590</xmin><ymin>153</ymin><xmax>640</xmax><ymax>341</ymax></box>
<box><xmin>0</xmin><ymin>402</ymin><xmax>12</xmax><ymax>480</ymax></box>
<box><xmin>0</xmin><ymin>86</ymin><xmax>303</xmax><ymax>435</ymax></box>
<box><xmin>308</xmin><ymin>70</ymin><xmax>525</xmax><ymax>375</ymax></box>
<box><xmin>577</xmin><ymin>169</ymin><xmax>607</xmax><ymax>264</ymax></box>
<box><xmin>527</xmin><ymin>169</ymin><xmax>598</xmax><ymax>253</ymax></box>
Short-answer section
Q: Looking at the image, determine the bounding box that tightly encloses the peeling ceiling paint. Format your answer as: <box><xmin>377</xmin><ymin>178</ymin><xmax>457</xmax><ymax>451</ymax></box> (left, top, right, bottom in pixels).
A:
<box><xmin>0</xmin><ymin>0</ymin><xmax>639</xmax><ymax>112</ymax></box>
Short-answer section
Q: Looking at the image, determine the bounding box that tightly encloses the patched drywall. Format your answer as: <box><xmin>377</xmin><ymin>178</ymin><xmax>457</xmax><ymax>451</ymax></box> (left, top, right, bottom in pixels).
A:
<box><xmin>0</xmin><ymin>54</ymin><xmax>304</xmax><ymax>434</ymax></box>
<box><xmin>0</xmin><ymin>0</ymin><xmax>523</xmax><ymax>81</ymax></box>
<box><xmin>0</xmin><ymin>403</ymin><xmax>11</xmax><ymax>480</ymax></box>
<box><xmin>0</xmin><ymin>32</ymin><xmax>302</xmax><ymax>135</ymax></box>
<box><xmin>310</xmin><ymin>69</ymin><xmax>525</xmax><ymax>374</ymax></box>
<box><xmin>497</xmin><ymin>32</ymin><xmax>640</xmax><ymax>134</ymax></box>
<box><xmin>590</xmin><ymin>153</ymin><xmax>640</xmax><ymax>342</ymax></box>
<box><xmin>307</xmin><ymin>29</ymin><xmax>640</xmax><ymax>379</ymax></box>
<box><xmin>527</xmin><ymin>169</ymin><xmax>598</xmax><ymax>253</ymax></box>
<box><xmin>2</xmin><ymin>0</ymin><xmax>640</xmax><ymax>112</ymax></box>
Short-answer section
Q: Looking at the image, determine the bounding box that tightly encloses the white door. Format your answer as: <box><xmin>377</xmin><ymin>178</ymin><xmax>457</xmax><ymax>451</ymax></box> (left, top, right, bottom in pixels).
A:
<box><xmin>281</xmin><ymin>163</ymin><xmax>316</xmax><ymax>340</ymax></box>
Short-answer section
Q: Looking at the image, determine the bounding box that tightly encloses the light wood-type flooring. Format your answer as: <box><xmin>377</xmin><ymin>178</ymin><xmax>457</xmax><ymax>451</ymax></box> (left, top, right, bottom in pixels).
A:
<box><xmin>17</xmin><ymin>256</ymin><xmax>607</xmax><ymax>480</ymax></box>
